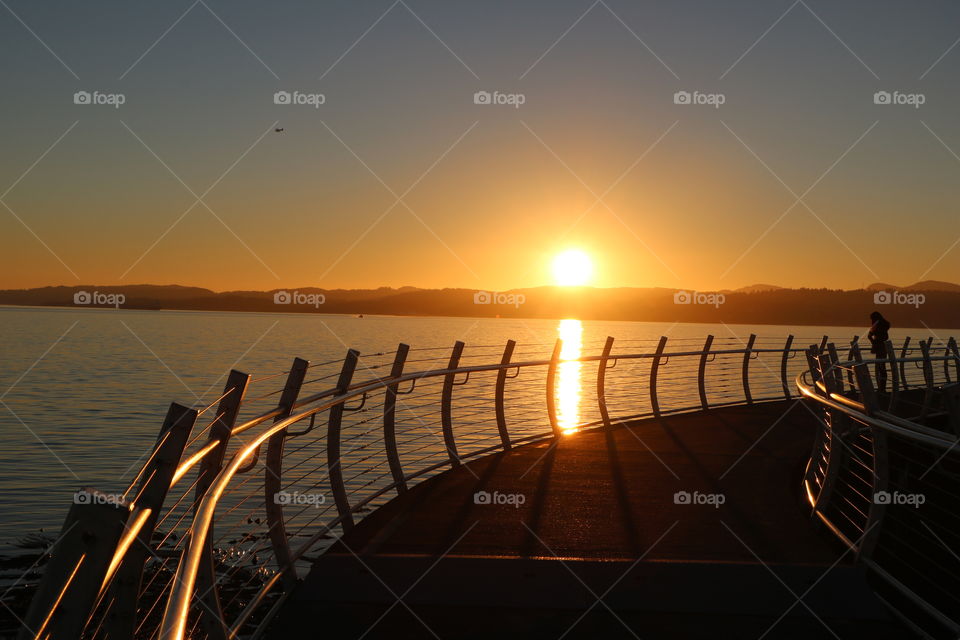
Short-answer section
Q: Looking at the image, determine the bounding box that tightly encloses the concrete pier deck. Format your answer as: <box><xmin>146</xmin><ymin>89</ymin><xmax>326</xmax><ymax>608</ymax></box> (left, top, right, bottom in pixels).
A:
<box><xmin>270</xmin><ymin>401</ymin><xmax>904</xmax><ymax>639</ymax></box>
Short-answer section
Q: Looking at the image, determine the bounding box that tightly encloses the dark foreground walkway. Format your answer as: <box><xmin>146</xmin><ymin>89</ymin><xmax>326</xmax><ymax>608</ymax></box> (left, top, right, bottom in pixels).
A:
<box><xmin>270</xmin><ymin>401</ymin><xmax>905</xmax><ymax>639</ymax></box>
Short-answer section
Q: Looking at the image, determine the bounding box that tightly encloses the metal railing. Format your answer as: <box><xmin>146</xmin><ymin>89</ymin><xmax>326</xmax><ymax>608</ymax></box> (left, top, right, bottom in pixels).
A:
<box><xmin>797</xmin><ymin>337</ymin><xmax>960</xmax><ymax>639</ymax></box>
<box><xmin>17</xmin><ymin>333</ymin><xmax>838</xmax><ymax>639</ymax></box>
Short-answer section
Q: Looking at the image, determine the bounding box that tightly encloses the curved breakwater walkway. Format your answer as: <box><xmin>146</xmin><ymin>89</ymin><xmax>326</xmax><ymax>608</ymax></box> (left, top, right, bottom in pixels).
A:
<box><xmin>270</xmin><ymin>401</ymin><xmax>905</xmax><ymax>639</ymax></box>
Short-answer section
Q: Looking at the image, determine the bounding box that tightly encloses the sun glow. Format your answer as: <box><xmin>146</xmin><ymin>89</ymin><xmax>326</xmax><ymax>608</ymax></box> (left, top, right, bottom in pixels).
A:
<box><xmin>552</xmin><ymin>249</ymin><xmax>593</xmax><ymax>286</ymax></box>
<box><xmin>556</xmin><ymin>319</ymin><xmax>583</xmax><ymax>434</ymax></box>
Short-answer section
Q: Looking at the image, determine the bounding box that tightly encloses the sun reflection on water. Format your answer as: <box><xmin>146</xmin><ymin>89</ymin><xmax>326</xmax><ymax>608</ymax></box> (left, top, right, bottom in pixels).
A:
<box><xmin>557</xmin><ymin>318</ymin><xmax>583</xmax><ymax>434</ymax></box>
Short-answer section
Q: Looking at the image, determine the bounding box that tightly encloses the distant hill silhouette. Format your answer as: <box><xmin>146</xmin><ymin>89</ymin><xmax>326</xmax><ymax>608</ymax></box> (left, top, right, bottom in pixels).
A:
<box><xmin>2</xmin><ymin>282</ymin><xmax>959</xmax><ymax>328</ymax></box>
<box><xmin>866</xmin><ymin>280</ymin><xmax>960</xmax><ymax>293</ymax></box>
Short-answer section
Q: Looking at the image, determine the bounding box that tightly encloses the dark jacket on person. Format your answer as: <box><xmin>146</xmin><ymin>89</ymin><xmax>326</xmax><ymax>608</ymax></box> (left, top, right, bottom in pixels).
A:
<box><xmin>868</xmin><ymin>317</ymin><xmax>891</xmax><ymax>355</ymax></box>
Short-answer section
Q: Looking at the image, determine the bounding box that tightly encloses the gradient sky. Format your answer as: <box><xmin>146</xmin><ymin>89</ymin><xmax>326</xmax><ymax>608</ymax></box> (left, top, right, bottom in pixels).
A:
<box><xmin>2</xmin><ymin>0</ymin><xmax>960</xmax><ymax>292</ymax></box>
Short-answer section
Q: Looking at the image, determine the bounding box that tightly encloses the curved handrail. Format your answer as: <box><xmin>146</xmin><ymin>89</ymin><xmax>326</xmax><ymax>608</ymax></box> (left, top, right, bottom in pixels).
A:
<box><xmin>157</xmin><ymin>340</ymin><xmax>811</xmax><ymax>639</ymax></box>
<box><xmin>796</xmin><ymin>370</ymin><xmax>958</xmax><ymax>449</ymax></box>
<box><xmin>796</xmin><ymin>343</ymin><xmax>960</xmax><ymax>635</ymax></box>
<box><xmin>23</xmin><ymin>334</ymin><xmax>826</xmax><ymax>640</ymax></box>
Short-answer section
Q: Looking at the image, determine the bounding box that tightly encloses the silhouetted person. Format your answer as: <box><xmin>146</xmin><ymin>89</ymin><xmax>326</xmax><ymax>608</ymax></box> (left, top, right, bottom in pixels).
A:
<box><xmin>868</xmin><ymin>311</ymin><xmax>891</xmax><ymax>392</ymax></box>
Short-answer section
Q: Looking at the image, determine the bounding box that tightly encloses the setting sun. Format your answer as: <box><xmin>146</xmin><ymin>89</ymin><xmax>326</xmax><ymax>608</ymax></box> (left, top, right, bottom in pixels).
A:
<box><xmin>552</xmin><ymin>249</ymin><xmax>593</xmax><ymax>286</ymax></box>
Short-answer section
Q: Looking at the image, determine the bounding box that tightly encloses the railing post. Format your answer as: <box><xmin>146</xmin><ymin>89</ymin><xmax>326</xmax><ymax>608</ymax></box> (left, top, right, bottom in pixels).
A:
<box><xmin>826</xmin><ymin>342</ymin><xmax>843</xmax><ymax>393</ymax></box>
<box><xmin>193</xmin><ymin>370</ymin><xmax>251</xmax><ymax>640</ymax></box>
<box><xmin>818</xmin><ymin>344</ymin><xmax>841</xmax><ymax>396</ymax></box>
<box><xmin>326</xmin><ymin>350</ymin><xmax>360</xmax><ymax>534</ymax></box>
<box><xmin>845</xmin><ymin>336</ymin><xmax>860</xmax><ymax>387</ymax></box>
<box><xmin>920</xmin><ymin>339</ymin><xmax>934</xmax><ymax>387</ymax></box>
<box><xmin>440</xmin><ymin>341</ymin><xmax>465</xmax><ymax>465</ymax></box>
<box><xmin>495</xmin><ymin>340</ymin><xmax>516</xmax><ymax>449</ymax></box>
<box><xmin>597</xmin><ymin>336</ymin><xmax>615</xmax><ymax>428</ymax></box>
<box><xmin>104</xmin><ymin>403</ymin><xmax>199</xmax><ymax>640</ymax></box>
<box><xmin>780</xmin><ymin>335</ymin><xmax>794</xmax><ymax>400</ymax></box>
<box><xmin>884</xmin><ymin>340</ymin><xmax>899</xmax><ymax>411</ymax></box>
<box><xmin>853</xmin><ymin>351</ymin><xmax>880</xmax><ymax>415</ymax></box>
<box><xmin>698</xmin><ymin>335</ymin><xmax>714</xmax><ymax>410</ymax></box>
<box><xmin>264</xmin><ymin>357</ymin><xmax>310</xmax><ymax>588</ymax></box>
<box><xmin>899</xmin><ymin>337</ymin><xmax>911</xmax><ymax>390</ymax></box>
<box><xmin>19</xmin><ymin>491</ymin><xmax>132</xmax><ymax>640</ymax></box>
<box><xmin>383</xmin><ymin>343</ymin><xmax>410</xmax><ymax>493</ymax></box>
<box><xmin>859</xmin><ymin>426</ymin><xmax>889</xmax><ymax>560</ymax></box>
<box><xmin>806</xmin><ymin>344</ymin><xmax>823</xmax><ymax>388</ymax></box>
<box><xmin>919</xmin><ymin>339</ymin><xmax>935</xmax><ymax>421</ymax></box>
<box><xmin>546</xmin><ymin>339</ymin><xmax>563</xmax><ymax>437</ymax></box>
<box><xmin>949</xmin><ymin>337</ymin><xmax>960</xmax><ymax>381</ymax></box>
<box><xmin>650</xmin><ymin>336</ymin><xmax>668</xmax><ymax>418</ymax></box>
<box><xmin>742</xmin><ymin>334</ymin><xmax>757</xmax><ymax>404</ymax></box>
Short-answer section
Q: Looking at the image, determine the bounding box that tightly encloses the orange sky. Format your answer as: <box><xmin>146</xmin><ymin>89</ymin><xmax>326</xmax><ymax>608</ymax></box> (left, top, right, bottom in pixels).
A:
<box><xmin>3</xmin><ymin>1</ymin><xmax>960</xmax><ymax>292</ymax></box>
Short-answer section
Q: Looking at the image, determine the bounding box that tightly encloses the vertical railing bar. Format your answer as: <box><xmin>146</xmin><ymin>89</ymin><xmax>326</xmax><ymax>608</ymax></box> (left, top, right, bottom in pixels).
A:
<box><xmin>806</xmin><ymin>344</ymin><xmax>823</xmax><ymax>388</ymax></box>
<box><xmin>597</xmin><ymin>336</ymin><xmax>615</xmax><ymax>429</ymax></box>
<box><xmin>854</xmin><ymin>358</ymin><xmax>879</xmax><ymax>416</ymax></box>
<box><xmin>19</xmin><ymin>494</ymin><xmax>132</xmax><ymax>640</ymax></box>
<box><xmin>105</xmin><ymin>403</ymin><xmax>199</xmax><ymax>640</ymax></box>
<box><xmin>383</xmin><ymin>343</ymin><xmax>410</xmax><ymax>493</ymax></box>
<box><xmin>949</xmin><ymin>337</ymin><xmax>960</xmax><ymax>381</ymax></box>
<box><xmin>780</xmin><ymin>335</ymin><xmax>794</xmax><ymax>400</ymax></box>
<box><xmin>194</xmin><ymin>370</ymin><xmax>250</xmax><ymax>640</ymax></box>
<box><xmin>495</xmin><ymin>340</ymin><xmax>516</xmax><ymax>449</ymax></box>
<box><xmin>327</xmin><ymin>350</ymin><xmax>360</xmax><ymax>533</ymax></box>
<box><xmin>650</xmin><ymin>336</ymin><xmax>668</xmax><ymax>418</ymax></box>
<box><xmin>845</xmin><ymin>336</ymin><xmax>860</xmax><ymax>387</ymax></box>
<box><xmin>742</xmin><ymin>334</ymin><xmax>757</xmax><ymax>404</ymax></box>
<box><xmin>858</xmin><ymin>427</ymin><xmax>888</xmax><ymax>559</ymax></box>
<box><xmin>919</xmin><ymin>340</ymin><xmax>934</xmax><ymax>421</ymax></box>
<box><xmin>264</xmin><ymin>357</ymin><xmax>310</xmax><ymax>589</ymax></box>
<box><xmin>818</xmin><ymin>344</ymin><xmax>841</xmax><ymax>396</ymax></box>
<box><xmin>943</xmin><ymin>339</ymin><xmax>955</xmax><ymax>384</ymax></box>
<box><xmin>899</xmin><ymin>336</ymin><xmax>911</xmax><ymax>390</ymax></box>
<box><xmin>698</xmin><ymin>335</ymin><xmax>714</xmax><ymax>410</ymax></box>
<box><xmin>826</xmin><ymin>342</ymin><xmax>843</xmax><ymax>394</ymax></box>
<box><xmin>440</xmin><ymin>341</ymin><xmax>465</xmax><ymax>466</ymax></box>
<box><xmin>884</xmin><ymin>340</ymin><xmax>899</xmax><ymax>412</ymax></box>
<box><xmin>546</xmin><ymin>339</ymin><xmax>563</xmax><ymax>437</ymax></box>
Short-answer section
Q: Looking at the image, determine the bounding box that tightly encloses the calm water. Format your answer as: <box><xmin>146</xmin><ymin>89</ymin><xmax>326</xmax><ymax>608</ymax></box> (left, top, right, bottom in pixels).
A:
<box><xmin>0</xmin><ymin>306</ymin><xmax>942</xmax><ymax>550</ymax></box>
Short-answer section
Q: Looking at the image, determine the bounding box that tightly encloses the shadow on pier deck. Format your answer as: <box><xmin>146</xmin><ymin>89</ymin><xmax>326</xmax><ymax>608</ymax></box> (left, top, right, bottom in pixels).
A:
<box><xmin>270</xmin><ymin>401</ymin><xmax>904</xmax><ymax>639</ymax></box>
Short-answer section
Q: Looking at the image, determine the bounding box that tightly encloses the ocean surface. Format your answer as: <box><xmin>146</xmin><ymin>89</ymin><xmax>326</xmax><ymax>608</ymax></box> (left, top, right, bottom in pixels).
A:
<box><xmin>0</xmin><ymin>305</ymin><xmax>948</xmax><ymax>551</ymax></box>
